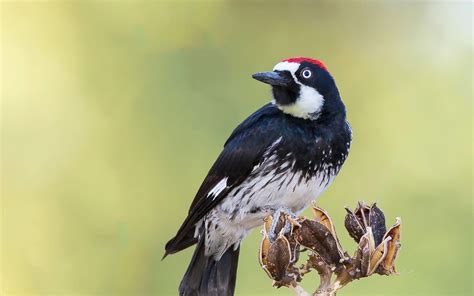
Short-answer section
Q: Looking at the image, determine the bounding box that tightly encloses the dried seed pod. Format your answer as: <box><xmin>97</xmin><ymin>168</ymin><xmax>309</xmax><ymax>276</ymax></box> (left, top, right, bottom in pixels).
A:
<box><xmin>293</xmin><ymin>218</ymin><xmax>341</xmax><ymax>265</ymax></box>
<box><xmin>379</xmin><ymin>217</ymin><xmax>402</xmax><ymax>275</ymax></box>
<box><xmin>263</xmin><ymin>215</ymin><xmax>273</xmax><ymax>233</ymax></box>
<box><xmin>312</xmin><ymin>205</ymin><xmax>346</xmax><ymax>260</ymax></box>
<box><xmin>266</xmin><ymin>234</ymin><xmax>292</xmax><ymax>281</ymax></box>
<box><xmin>260</xmin><ymin>214</ymin><xmax>301</xmax><ymax>286</ymax></box>
<box><xmin>368</xmin><ymin>236</ymin><xmax>390</xmax><ymax>275</ymax></box>
<box><xmin>345</xmin><ymin>202</ymin><xmax>387</xmax><ymax>246</ymax></box>
<box><xmin>287</xmin><ymin>232</ymin><xmax>300</xmax><ymax>264</ymax></box>
<box><xmin>259</xmin><ymin>230</ymin><xmax>273</xmax><ymax>278</ymax></box>
<box><xmin>311</xmin><ymin>205</ymin><xmax>333</xmax><ymax>232</ymax></box>
<box><xmin>265</xmin><ymin>214</ymin><xmax>300</xmax><ymax>263</ymax></box>
<box><xmin>344</xmin><ymin>207</ymin><xmax>366</xmax><ymax>243</ymax></box>
<box><xmin>355</xmin><ymin>201</ymin><xmax>371</xmax><ymax>229</ymax></box>
<box><xmin>369</xmin><ymin>203</ymin><xmax>386</xmax><ymax>246</ymax></box>
<box><xmin>259</xmin><ymin>202</ymin><xmax>402</xmax><ymax>295</ymax></box>
<box><xmin>355</xmin><ymin>227</ymin><xmax>376</xmax><ymax>276</ymax></box>
<box><xmin>259</xmin><ymin>231</ymin><xmax>295</xmax><ymax>284</ymax></box>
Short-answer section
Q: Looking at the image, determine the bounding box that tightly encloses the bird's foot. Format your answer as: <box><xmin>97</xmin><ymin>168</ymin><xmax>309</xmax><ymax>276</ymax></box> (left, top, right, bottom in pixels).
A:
<box><xmin>268</xmin><ymin>208</ymin><xmax>297</xmax><ymax>242</ymax></box>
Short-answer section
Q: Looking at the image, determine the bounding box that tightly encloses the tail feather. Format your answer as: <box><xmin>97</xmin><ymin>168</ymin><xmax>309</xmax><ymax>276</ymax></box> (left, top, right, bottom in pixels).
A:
<box><xmin>179</xmin><ymin>239</ymin><xmax>240</xmax><ymax>296</ymax></box>
<box><xmin>164</xmin><ymin>231</ymin><xmax>197</xmax><ymax>259</ymax></box>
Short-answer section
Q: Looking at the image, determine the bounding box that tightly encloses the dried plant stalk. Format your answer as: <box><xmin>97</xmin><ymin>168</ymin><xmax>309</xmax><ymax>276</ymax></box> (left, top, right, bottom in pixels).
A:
<box><xmin>258</xmin><ymin>201</ymin><xmax>401</xmax><ymax>296</ymax></box>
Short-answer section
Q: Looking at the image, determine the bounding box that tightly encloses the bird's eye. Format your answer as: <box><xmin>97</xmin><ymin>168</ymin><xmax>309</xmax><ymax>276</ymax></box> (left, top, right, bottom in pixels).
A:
<box><xmin>301</xmin><ymin>68</ymin><xmax>312</xmax><ymax>79</ymax></box>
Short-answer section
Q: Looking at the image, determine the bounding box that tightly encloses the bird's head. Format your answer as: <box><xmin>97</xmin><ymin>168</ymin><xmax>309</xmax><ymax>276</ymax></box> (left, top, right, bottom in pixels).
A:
<box><xmin>252</xmin><ymin>57</ymin><xmax>344</xmax><ymax>120</ymax></box>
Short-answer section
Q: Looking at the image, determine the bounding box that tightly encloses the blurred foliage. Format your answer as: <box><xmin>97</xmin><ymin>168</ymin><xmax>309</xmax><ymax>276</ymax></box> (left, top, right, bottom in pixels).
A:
<box><xmin>1</xmin><ymin>1</ymin><xmax>472</xmax><ymax>295</ymax></box>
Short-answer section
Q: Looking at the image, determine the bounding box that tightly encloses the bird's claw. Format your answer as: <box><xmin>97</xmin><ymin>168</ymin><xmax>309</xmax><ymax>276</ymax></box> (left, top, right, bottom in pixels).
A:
<box><xmin>268</xmin><ymin>208</ymin><xmax>297</xmax><ymax>242</ymax></box>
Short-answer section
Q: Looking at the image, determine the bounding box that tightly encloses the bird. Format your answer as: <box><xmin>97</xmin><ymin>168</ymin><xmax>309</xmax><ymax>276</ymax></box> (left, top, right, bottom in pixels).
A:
<box><xmin>164</xmin><ymin>57</ymin><xmax>352</xmax><ymax>296</ymax></box>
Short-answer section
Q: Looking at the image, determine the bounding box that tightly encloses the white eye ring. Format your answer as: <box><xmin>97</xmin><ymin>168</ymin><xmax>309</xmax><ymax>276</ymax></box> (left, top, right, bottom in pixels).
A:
<box><xmin>302</xmin><ymin>69</ymin><xmax>312</xmax><ymax>79</ymax></box>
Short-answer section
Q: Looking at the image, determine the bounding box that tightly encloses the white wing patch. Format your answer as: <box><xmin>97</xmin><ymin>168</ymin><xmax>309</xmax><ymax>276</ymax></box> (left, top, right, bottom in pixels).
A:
<box><xmin>272</xmin><ymin>61</ymin><xmax>325</xmax><ymax>120</ymax></box>
<box><xmin>264</xmin><ymin>136</ymin><xmax>282</xmax><ymax>155</ymax></box>
<box><xmin>207</xmin><ymin>177</ymin><xmax>228</xmax><ymax>200</ymax></box>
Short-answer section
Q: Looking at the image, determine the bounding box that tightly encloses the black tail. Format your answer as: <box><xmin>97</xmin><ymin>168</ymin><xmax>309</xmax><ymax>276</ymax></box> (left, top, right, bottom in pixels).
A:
<box><xmin>164</xmin><ymin>231</ymin><xmax>197</xmax><ymax>259</ymax></box>
<box><xmin>179</xmin><ymin>238</ymin><xmax>240</xmax><ymax>296</ymax></box>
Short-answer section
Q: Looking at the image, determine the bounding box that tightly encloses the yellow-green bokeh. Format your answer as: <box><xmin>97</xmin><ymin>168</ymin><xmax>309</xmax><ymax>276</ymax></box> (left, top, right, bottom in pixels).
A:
<box><xmin>1</xmin><ymin>1</ymin><xmax>472</xmax><ymax>295</ymax></box>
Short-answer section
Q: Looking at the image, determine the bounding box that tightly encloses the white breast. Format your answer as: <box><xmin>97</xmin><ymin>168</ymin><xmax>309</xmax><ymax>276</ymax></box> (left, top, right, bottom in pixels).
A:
<box><xmin>203</xmin><ymin>154</ymin><xmax>337</xmax><ymax>258</ymax></box>
<box><xmin>219</xmin><ymin>156</ymin><xmax>336</xmax><ymax>229</ymax></box>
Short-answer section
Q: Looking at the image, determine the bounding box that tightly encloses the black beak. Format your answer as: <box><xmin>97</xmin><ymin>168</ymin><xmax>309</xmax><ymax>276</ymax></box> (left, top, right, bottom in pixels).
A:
<box><xmin>252</xmin><ymin>71</ymin><xmax>292</xmax><ymax>87</ymax></box>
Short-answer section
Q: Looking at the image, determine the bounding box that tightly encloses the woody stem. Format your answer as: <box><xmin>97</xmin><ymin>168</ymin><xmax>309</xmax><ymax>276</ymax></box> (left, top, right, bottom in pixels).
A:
<box><xmin>289</xmin><ymin>282</ymin><xmax>311</xmax><ymax>296</ymax></box>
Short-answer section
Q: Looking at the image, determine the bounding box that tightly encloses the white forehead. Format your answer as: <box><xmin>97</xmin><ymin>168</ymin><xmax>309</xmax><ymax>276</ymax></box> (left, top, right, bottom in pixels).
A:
<box><xmin>273</xmin><ymin>61</ymin><xmax>300</xmax><ymax>74</ymax></box>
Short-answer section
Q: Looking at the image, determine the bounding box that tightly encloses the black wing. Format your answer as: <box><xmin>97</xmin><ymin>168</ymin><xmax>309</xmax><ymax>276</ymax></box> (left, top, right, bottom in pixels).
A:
<box><xmin>165</xmin><ymin>103</ymin><xmax>282</xmax><ymax>256</ymax></box>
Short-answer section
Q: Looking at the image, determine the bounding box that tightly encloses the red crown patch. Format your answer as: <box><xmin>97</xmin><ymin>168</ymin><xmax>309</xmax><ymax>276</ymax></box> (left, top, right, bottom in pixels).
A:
<box><xmin>282</xmin><ymin>57</ymin><xmax>328</xmax><ymax>72</ymax></box>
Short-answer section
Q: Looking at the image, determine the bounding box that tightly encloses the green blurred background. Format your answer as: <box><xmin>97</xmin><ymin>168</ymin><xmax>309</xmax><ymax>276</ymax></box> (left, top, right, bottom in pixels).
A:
<box><xmin>1</xmin><ymin>1</ymin><xmax>472</xmax><ymax>295</ymax></box>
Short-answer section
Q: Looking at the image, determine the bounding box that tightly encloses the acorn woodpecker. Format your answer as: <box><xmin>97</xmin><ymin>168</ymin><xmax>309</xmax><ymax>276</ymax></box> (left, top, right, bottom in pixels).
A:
<box><xmin>164</xmin><ymin>57</ymin><xmax>352</xmax><ymax>296</ymax></box>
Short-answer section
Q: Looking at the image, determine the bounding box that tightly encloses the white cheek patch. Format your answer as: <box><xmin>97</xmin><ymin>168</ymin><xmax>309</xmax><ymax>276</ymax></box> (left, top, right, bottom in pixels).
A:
<box><xmin>282</xmin><ymin>85</ymin><xmax>324</xmax><ymax>119</ymax></box>
<box><xmin>272</xmin><ymin>61</ymin><xmax>325</xmax><ymax>120</ymax></box>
